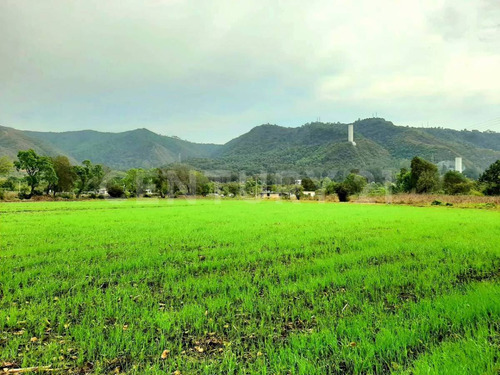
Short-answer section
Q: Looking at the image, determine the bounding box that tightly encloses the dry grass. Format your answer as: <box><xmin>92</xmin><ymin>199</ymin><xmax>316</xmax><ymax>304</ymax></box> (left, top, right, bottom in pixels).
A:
<box><xmin>352</xmin><ymin>193</ymin><xmax>500</xmax><ymax>207</ymax></box>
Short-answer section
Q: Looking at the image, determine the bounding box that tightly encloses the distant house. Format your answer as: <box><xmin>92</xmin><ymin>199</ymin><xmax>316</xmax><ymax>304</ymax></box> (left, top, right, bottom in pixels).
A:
<box><xmin>294</xmin><ymin>179</ymin><xmax>302</xmax><ymax>185</ymax></box>
<box><xmin>98</xmin><ymin>188</ymin><xmax>108</xmax><ymax>196</ymax></box>
<box><xmin>303</xmin><ymin>191</ymin><xmax>316</xmax><ymax>197</ymax></box>
<box><xmin>259</xmin><ymin>190</ymin><xmax>281</xmax><ymax>199</ymax></box>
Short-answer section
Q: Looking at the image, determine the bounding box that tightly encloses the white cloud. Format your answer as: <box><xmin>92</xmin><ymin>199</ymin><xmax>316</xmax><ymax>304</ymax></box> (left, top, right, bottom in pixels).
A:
<box><xmin>0</xmin><ymin>0</ymin><xmax>499</xmax><ymax>142</ymax></box>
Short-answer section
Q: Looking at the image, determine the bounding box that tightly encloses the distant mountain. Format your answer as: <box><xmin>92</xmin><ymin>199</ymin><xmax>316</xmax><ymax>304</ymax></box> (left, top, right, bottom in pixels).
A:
<box><xmin>199</xmin><ymin>118</ymin><xmax>500</xmax><ymax>173</ymax></box>
<box><xmin>0</xmin><ymin>126</ymin><xmax>221</xmax><ymax>170</ymax></box>
<box><xmin>1</xmin><ymin>118</ymin><xmax>499</xmax><ymax>172</ymax></box>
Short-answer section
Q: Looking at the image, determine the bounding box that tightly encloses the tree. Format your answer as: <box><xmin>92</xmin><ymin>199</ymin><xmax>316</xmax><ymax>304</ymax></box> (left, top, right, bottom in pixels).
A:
<box><xmin>443</xmin><ymin>171</ymin><xmax>471</xmax><ymax>195</ymax></box>
<box><xmin>74</xmin><ymin>160</ymin><xmax>104</xmax><ymax>197</ymax></box>
<box><xmin>394</xmin><ymin>168</ymin><xmax>412</xmax><ymax>193</ymax></box>
<box><xmin>51</xmin><ymin>156</ymin><xmax>76</xmax><ymax>195</ymax></box>
<box><xmin>1</xmin><ymin>176</ymin><xmax>20</xmax><ymax>191</ymax></box>
<box><xmin>154</xmin><ymin>168</ymin><xmax>169</xmax><ymax>198</ymax></box>
<box><xmin>301</xmin><ymin>177</ymin><xmax>317</xmax><ymax>191</ymax></box>
<box><xmin>343</xmin><ymin>173</ymin><xmax>367</xmax><ymax>195</ymax></box>
<box><xmin>0</xmin><ymin>156</ymin><xmax>13</xmax><ymax>175</ymax></box>
<box><xmin>189</xmin><ymin>170</ymin><xmax>210</xmax><ymax>195</ymax></box>
<box><xmin>124</xmin><ymin>168</ymin><xmax>146</xmax><ymax>196</ymax></box>
<box><xmin>410</xmin><ymin>157</ymin><xmax>439</xmax><ymax>193</ymax></box>
<box><xmin>334</xmin><ymin>174</ymin><xmax>367</xmax><ymax>202</ymax></box>
<box><xmin>42</xmin><ymin>164</ymin><xmax>58</xmax><ymax>195</ymax></box>
<box><xmin>324</xmin><ymin>181</ymin><xmax>337</xmax><ymax>196</ymax></box>
<box><xmin>479</xmin><ymin>160</ymin><xmax>500</xmax><ymax>195</ymax></box>
<box><xmin>245</xmin><ymin>177</ymin><xmax>260</xmax><ymax>196</ymax></box>
<box><xmin>154</xmin><ymin>165</ymin><xmax>209</xmax><ymax>196</ymax></box>
<box><xmin>335</xmin><ymin>183</ymin><xmax>350</xmax><ymax>202</ymax></box>
<box><xmin>106</xmin><ymin>183</ymin><xmax>124</xmax><ymax>198</ymax></box>
<box><xmin>13</xmin><ymin>149</ymin><xmax>53</xmax><ymax>196</ymax></box>
<box><xmin>293</xmin><ymin>185</ymin><xmax>304</xmax><ymax>200</ymax></box>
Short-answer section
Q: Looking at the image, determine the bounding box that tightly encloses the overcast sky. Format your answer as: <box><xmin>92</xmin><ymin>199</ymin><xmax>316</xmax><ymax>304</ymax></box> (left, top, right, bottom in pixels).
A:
<box><xmin>1</xmin><ymin>0</ymin><xmax>499</xmax><ymax>144</ymax></box>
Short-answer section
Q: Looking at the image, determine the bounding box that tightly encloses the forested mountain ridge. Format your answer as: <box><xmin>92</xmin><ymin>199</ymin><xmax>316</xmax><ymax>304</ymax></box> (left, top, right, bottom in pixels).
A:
<box><xmin>1</xmin><ymin>118</ymin><xmax>499</xmax><ymax>172</ymax></box>
<box><xmin>0</xmin><ymin>126</ymin><xmax>221</xmax><ymax>170</ymax></box>
<box><xmin>200</xmin><ymin>118</ymin><xmax>500</xmax><ymax>173</ymax></box>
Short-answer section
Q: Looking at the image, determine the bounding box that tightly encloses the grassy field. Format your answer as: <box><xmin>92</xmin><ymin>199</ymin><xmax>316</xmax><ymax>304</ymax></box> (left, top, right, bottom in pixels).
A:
<box><xmin>0</xmin><ymin>200</ymin><xmax>499</xmax><ymax>374</ymax></box>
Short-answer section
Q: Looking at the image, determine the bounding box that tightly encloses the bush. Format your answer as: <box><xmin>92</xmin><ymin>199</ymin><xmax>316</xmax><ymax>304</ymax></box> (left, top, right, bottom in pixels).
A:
<box><xmin>107</xmin><ymin>184</ymin><xmax>124</xmax><ymax>198</ymax></box>
<box><xmin>431</xmin><ymin>200</ymin><xmax>442</xmax><ymax>206</ymax></box>
<box><xmin>18</xmin><ymin>187</ymin><xmax>31</xmax><ymax>200</ymax></box>
<box><xmin>335</xmin><ymin>184</ymin><xmax>350</xmax><ymax>202</ymax></box>
<box><xmin>443</xmin><ymin>171</ymin><xmax>472</xmax><ymax>195</ymax></box>
<box><xmin>479</xmin><ymin>160</ymin><xmax>500</xmax><ymax>195</ymax></box>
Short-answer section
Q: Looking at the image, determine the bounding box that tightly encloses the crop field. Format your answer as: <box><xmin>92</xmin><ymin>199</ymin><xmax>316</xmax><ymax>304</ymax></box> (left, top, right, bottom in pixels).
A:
<box><xmin>0</xmin><ymin>200</ymin><xmax>499</xmax><ymax>374</ymax></box>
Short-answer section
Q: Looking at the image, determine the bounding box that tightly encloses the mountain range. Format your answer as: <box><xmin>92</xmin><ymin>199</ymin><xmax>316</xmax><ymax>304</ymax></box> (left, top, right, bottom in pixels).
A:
<box><xmin>1</xmin><ymin>118</ymin><xmax>499</xmax><ymax>174</ymax></box>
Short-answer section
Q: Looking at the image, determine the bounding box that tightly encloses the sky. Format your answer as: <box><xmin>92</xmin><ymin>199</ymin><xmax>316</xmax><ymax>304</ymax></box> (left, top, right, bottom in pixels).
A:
<box><xmin>1</xmin><ymin>0</ymin><xmax>499</xmax><ymax>144</ymax></box>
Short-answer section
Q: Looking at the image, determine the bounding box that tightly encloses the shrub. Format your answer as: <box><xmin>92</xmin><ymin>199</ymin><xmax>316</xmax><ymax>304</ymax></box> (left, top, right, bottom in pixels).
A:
<box><xmin>479</xmin><ymin>160</ymin><xmax>500</xmax><ymax>195</ymax></box>
<box><xmin>60</xmin><ymin>192</ymin><xmax>75</xmax><ymax>199</ymax></box>
<box><xmin>107</xmin><ymin>184</ymin><xmax>124</xmax><ymax>198</ymax></box>
<box><xmin>443</xmin><ymin>171</ymin><xmax>472</xmax><ymax>195</ymax></box>
<box><xmin>335</xmin><ymin>184</ymin><xmax>350</xmax><ymax>202</ymax></box>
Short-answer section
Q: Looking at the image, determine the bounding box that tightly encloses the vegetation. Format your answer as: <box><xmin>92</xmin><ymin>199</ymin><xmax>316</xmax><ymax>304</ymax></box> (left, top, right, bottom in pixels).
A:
<box><xmin>2</xmin><ymin>119</ymin><xmax>500</xmax><ymax>172</ymax></box>
<box><xmin>0</xmin><ymin>200</ymin><xmax>498</xmax><ymax>374</ymax></box>
<box><xmin>479</xmin><ymin>160</ymin><xmax>500</xmax><ymax>196</ymax></box>
<box><xmin>442</xmin><ymin>171</ymin><xmax>472</xmax><ymax>195</ymax></box>
<box><xmin>0</xmin><ymin>156</ymin><xmax>13</xmax><ymax>175</ymax></box>
<box><xmin>2</xmin><ymin>148</ymin><xmax>500</xmax><ymax>202</ymax></box>
<box><xmin>13</xmin><ymin>149</ymin><xmax>55</xmax><ymax>196</ymax></box>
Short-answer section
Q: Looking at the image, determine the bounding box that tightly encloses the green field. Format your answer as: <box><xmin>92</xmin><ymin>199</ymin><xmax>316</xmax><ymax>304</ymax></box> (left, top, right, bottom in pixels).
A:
<box><xmin>1</xmin><ymin>200</ymin><xmax>499</xmax><ymax>374</ymax></box>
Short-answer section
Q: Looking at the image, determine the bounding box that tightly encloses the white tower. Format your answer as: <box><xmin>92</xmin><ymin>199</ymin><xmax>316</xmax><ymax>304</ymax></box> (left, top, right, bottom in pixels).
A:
<box><xmin>348</xmin><ymin>124</ymin><xmax>356</xmax><ymax>146</ymax></box>
<box><xmin>455</xmin><ymin>157</ymin><xmax>462</xmax><ymax>173</ymax></box>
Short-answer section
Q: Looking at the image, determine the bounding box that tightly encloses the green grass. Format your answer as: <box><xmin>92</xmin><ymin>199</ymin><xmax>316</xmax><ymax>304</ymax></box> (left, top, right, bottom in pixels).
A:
<box><xmin>0</xmin><ymin>199</ymin><xmax>499</xmax><ymax>374</ymax></box>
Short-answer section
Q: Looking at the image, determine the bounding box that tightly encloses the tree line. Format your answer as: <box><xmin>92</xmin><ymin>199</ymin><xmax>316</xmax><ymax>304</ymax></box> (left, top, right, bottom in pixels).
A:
<box><xmin>0</xmin><ymin>150</ymin><xmax>499</xmax><ymax>200</ymax></box>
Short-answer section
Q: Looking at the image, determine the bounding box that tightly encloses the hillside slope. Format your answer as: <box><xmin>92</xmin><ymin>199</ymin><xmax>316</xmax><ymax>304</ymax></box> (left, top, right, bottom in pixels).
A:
<box><xmin>1</xmin><ymin>119</ymin><xmax>499</xmax><ymax>172</ymax></box>
<box><xmin>0</xmin><ymin>126</ymin><xmax>72</xmax><ymax>161</ymax></box>
<box><xmin>205</xmin><ymin>119</ymin><xmax>500</xmax><ymax>173</ymax></box>
<box><xmin>1</xmin><ymin>127</ymin><xmax>221</xmax><ymax>169</ymax></box>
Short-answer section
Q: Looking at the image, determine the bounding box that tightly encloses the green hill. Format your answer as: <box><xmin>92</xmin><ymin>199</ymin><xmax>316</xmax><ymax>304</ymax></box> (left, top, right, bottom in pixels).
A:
<box><xmin>1</xmin><ymin>119</ymin><xmax>499</xmax><ymax>173</ymax></box>
<box><xmin>201</xmin><ymin>118</ymin><xmax>500</xmax><ymax>173</ymax></box>
<box><xmin>0</xmin><ymin>126</ymin><xmax>221</xmax><ymax>170</ymax></box>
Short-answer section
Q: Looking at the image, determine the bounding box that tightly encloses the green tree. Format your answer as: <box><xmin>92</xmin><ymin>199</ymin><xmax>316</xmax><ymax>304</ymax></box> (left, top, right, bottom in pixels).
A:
<box><xmin>51</xmin><ymin>156</ymin><xmax>76</xmax><ymax>195</ymax></box>
<box><xmin>0</xmin><ymin>156</ymin><xmax>13</xmax><ymax>175</ymax></box>
<box><xmin>1</xmin><ymin>176</ymin><xmax>20</xmax><ymax>191</ymax></box>
<box><xmin>394</xmin><ymin>168</ymin><xmax>412</xmax><ymax>193</ymax></box>
<box><xmin>189</xmin><ymin>170</ymin><xmax>210</xmax><ymax>195</ymax></box>
<box><xmin>154</xmin><ymin>168</ymin><xmax>169</xmax><ymax>198</ymax></box>
<box><xmin>293</xmin><ymin>185</ymin><xmax>304</xmax><ymax>200</ymax></box>
<box><xmin>14</xmin><ymin>149</ymin><xmax>53</xmax><ymax>196</ymax></box>
<box><xmin>74</xmin><ymin>160</ymin><xmax>104</xmax><ymax>197</ymax></box>
<box><xmin>106</xmin><ymin>183</ymin><xmax>125</xmax><ymax>198</ymax></box>
<box><xmin>443</xmin><ymin>171</ymin><xmax>471</xmax><ymax>195</ymax></box>
<box><xmin>334</xmin><ymin>174</ymin><xmax>367</xmax><ymax>202</ymax></box>
<box><xmin>124</xmin><ymin>168</ymin><xmax>146</xmax><ymax>196</ymax></box>
<box><xmin>479</xmin><ymin>160</ymin><xmax>500</xmax><ymax>195</ymax></box>
<box><xmin>301</xmin><ymin>177</ymin><xmax>317</xmax><ymax>191</ymax></box>
<box><xmin>225</xmin><ymin>182</ymin><xmax>242</xmax><ymax>197</ymax></box>
<box><xmin>410</xmin><ymin>157</ymin><xmax>439</xmax><ymax>193</ymax></box>
<box><xmin>343</xmin><ymin>173</ymin><xmax>367</xmax><ymax>195</ymax></box>
<box><xmin>335</xmin><ymin>183</ymin><xmax>350</xmax><ymax>202</ymax></box>
<box><xmin>43</xmin><ymin>163</ymin><xmax>58</xmax><ymax>195</ymax></box>
<box><xmin>324</xmin><ymin>181</ymin><xmax>337</xmax><ymax>196</ymax></box>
